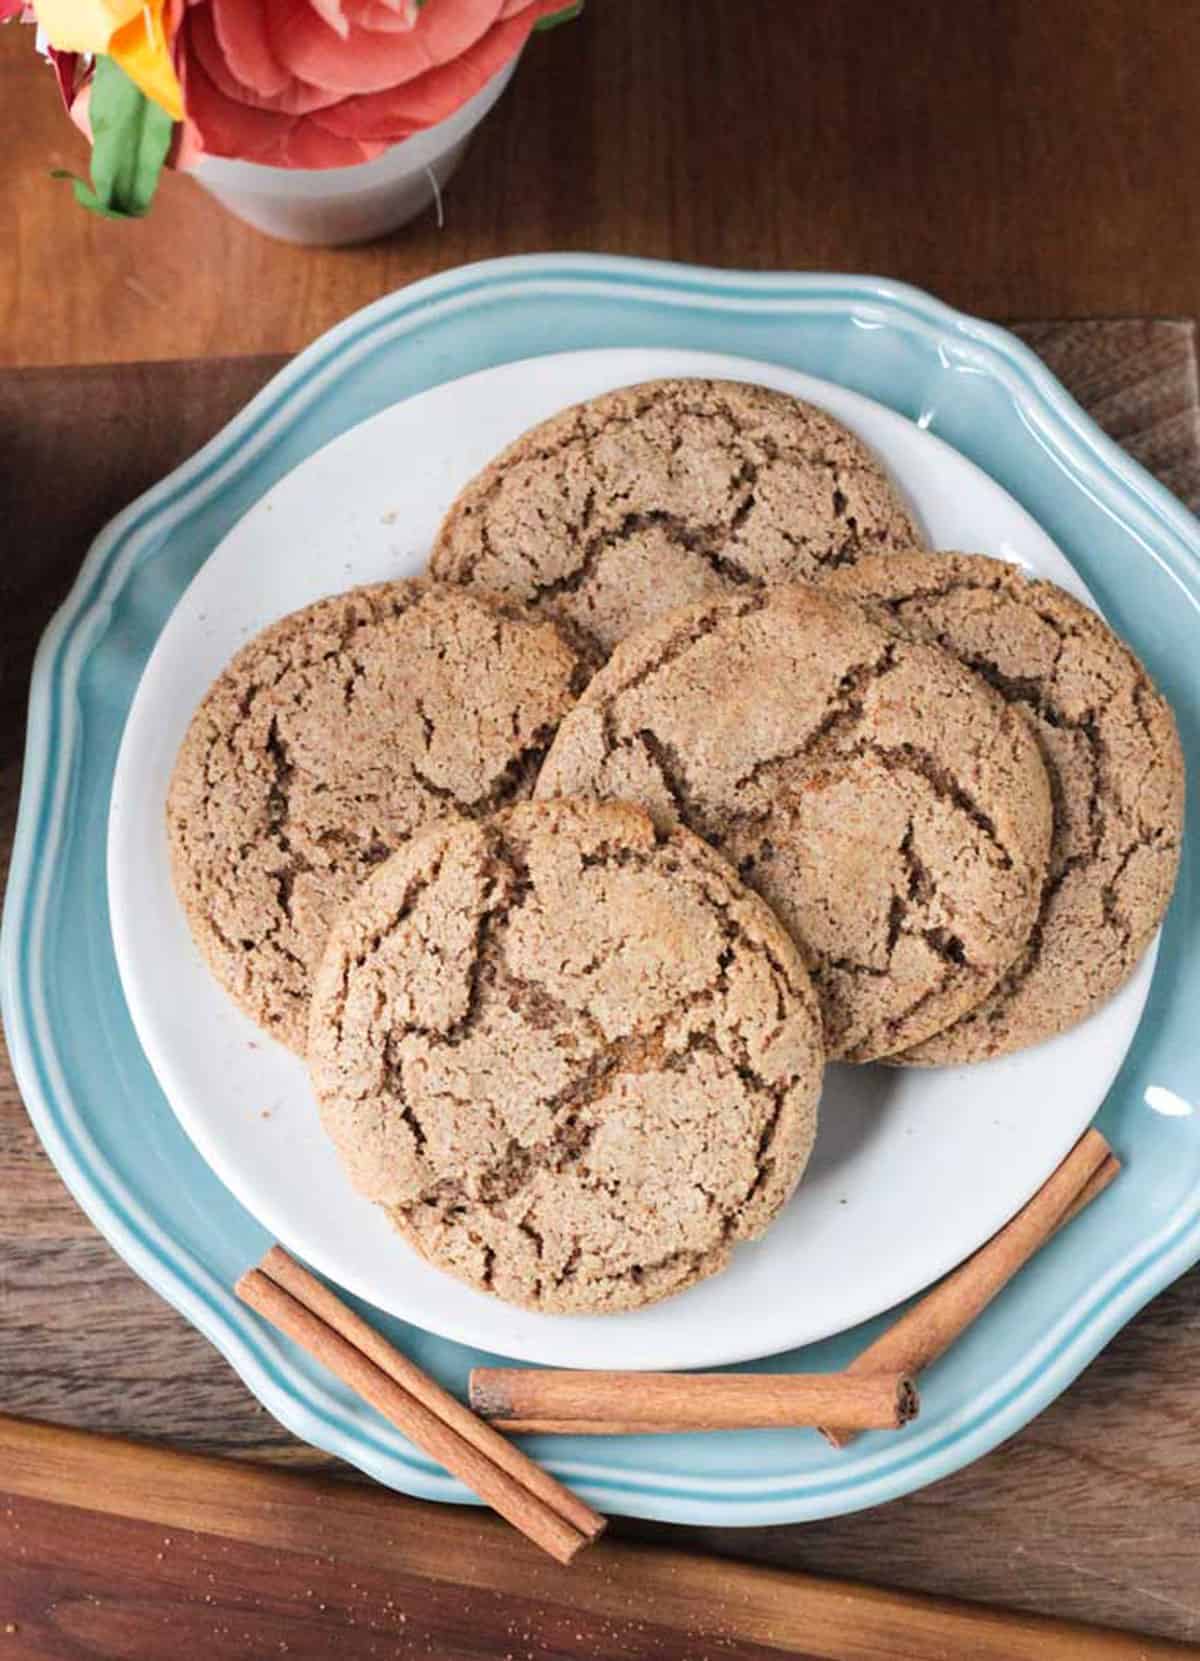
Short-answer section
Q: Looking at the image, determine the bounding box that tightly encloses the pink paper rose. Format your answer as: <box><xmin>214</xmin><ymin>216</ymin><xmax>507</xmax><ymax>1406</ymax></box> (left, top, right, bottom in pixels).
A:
<box><xmin>174</xmin><ymin>0</ymin><xmax>569</xmax><ymax>169</ymax></box>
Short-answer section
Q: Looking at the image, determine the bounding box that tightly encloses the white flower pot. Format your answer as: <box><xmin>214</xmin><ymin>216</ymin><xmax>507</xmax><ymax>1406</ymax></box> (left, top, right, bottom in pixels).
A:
<box><xmin>192</xmin><ymin>55</ymin><xmax>519</xmax><ymax>246</ymax></box>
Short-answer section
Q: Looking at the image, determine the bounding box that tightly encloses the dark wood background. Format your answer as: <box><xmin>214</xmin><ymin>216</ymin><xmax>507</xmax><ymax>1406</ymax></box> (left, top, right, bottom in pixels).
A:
<box><xmin>4</xmin><ymin>0</ymin><xmax>1200</xmax><ymax>1651</ymax></box>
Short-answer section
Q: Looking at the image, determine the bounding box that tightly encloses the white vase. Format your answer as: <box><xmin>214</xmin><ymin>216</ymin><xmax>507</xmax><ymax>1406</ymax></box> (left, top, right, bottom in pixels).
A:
<box><xmin>191</xmin><ymin>55</ymin><xmax>519</xmax><ymax>246</ymax></box>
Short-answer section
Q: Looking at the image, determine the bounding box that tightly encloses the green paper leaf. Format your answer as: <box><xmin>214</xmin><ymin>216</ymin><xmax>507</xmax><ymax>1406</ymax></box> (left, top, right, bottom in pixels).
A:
<box><xmin>55</xmin><ymin>56</ymin><xmax>173</xmax><ymax>221</ymax></box>
<box><xmin>535</xmin><ymin>2</ymin><xmax>583</xmax><ymax>29</ymax></box>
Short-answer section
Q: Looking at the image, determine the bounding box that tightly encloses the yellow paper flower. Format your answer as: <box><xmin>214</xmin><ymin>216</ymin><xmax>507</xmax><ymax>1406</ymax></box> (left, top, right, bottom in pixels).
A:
<box><xmin>34</xmin><ymin>0</ymin><xmax>182</xmax><ymax>118</ymax></box>
<box><xmin>33</xmin><ymin>0</ymin><xmax>140</xmax><ymax>50</ymax></box>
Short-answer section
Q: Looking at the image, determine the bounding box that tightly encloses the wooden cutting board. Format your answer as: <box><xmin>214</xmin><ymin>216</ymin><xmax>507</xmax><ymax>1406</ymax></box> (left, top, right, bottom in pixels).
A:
<box><xmin>2</xmin><ymin>1413</ymin><xmax>1195</xmax><ymax>1660</ymax></box>
<box><xmin>2</xmin><ymin>322</ymin><xmax>1200</xmax><ymax>1652</ymax></box>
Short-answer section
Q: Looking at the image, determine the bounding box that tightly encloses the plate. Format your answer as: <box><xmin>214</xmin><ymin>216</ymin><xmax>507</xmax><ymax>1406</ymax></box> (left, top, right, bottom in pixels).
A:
<box><xmin>3</xmin><ymin>258</ymin><xmax>1197</xmax><ymax>1524</ymax></box>
<box><xmin>108</xmin><ymin>346</ymin><xmax>1153</xmax><ymax>1372</ymax></box>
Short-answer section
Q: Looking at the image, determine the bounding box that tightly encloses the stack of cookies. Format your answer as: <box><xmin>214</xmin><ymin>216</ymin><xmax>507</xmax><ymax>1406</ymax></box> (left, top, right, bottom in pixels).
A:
<box><xmin>168</xmin><ymin>379</ymin><xmax>1184</xmax><ymax>1316</ymax></box>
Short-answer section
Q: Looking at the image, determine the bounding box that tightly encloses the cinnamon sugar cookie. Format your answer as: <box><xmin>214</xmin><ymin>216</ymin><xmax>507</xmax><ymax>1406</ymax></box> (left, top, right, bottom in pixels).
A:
<box><xmin>535</xmin><ymin>586</ymin><xmax>1054</xmax><ymax>1062</ymax></box>
<box><xmin>430</xmin><ymin>378</ymin><xmax>923</xmax><ymax>658</ymax></box>
<box><xmin>167</xmin><ymin>581</ymin><xmax>586</xmax><ymax>1052</ymax></box>
<box><xmin>822</xmin><ymin>552</ymin><xmax>1185</xmax><ymax>1062</ymax></box>
<box><xmin>307</xmin><ymin>799</ymin><xmax>824</xmax><ymax>1314</ymax></box>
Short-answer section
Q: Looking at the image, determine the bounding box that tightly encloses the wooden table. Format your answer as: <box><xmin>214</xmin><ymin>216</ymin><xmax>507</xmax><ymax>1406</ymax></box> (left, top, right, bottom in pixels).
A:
<box><xmin>4</xmin><ymin>1</ymin><xmax>1200</xmax><ymax>1651</ymax></box>
<box><xmin>7</xmin><ymin>0</ymin><xmax>1200</xmax><ymax>364</ymax></box>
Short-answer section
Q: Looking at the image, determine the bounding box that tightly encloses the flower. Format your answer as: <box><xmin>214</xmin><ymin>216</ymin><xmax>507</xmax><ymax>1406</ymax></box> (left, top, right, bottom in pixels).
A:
<box><xmin>12</xmin><ymin>0</ymin><xmax>579</xmax><ymax>216</ymax></box>
<box><xmin>35</xmin><ymin>0</ymin><xmax>183</xmax><ymax>115</ymax></box>
<box><xmin>176</xmin><ymin>0</ymin><xmax>573</xmax><ymax>169</ymax></box>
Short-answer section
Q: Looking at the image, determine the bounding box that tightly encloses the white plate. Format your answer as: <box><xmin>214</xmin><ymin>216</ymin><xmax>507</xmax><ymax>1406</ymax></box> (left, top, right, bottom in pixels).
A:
<box><xmin>108</xmin><ymin>347</ymin><xmax>1154</xmax><ymax>1371</ymax></box>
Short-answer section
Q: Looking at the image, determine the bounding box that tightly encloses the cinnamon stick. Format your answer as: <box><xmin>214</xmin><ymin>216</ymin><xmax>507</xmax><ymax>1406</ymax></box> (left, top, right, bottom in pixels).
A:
<box><xmin>257</xmin><ymin>1247</ymin><xmax>603</xmax><ymax>1542</ymax></box>
<box><xmin>820</xmin><ymin>1127</ymin><xmax>1118</xmax><ymax>1449</ymax></box>
<box><xmin>236</xmin><ymin>1252</ymin><xmax>604</xmax><ymax>1564</ymax></box>
<box><xmin>1058</xmin><ymin>1151</ymin><xmax>1120</xmax><ymax>1230</ymax></box>
<box><xmin>470</xmin><ymin>1368</ymin><xmax>918</xmax><ymax>1434</ymax></box>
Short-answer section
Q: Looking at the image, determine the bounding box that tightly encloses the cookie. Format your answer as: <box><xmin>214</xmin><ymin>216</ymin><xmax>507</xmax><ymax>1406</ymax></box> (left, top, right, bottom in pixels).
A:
<box><xmin>307</xmin><ymin>798</ymin><xmax>824</xmax><ymax>1315</ymax></box>
<box><xmin>167</xmin><ymin>580</ymin><xmax>586</xmax><ymax>1053</ymax></box>
<box><xmin>535</xmin><ymin>586</ymin><xmax>1054</xmax><ymax>1063</ymax></box>
<box><xmin>429</xmin><ymin>378</ymin><xmax>924</xmax><ymax>658</ymax></box>
<box><xmin>821</xmin><ymin>552</ymin><xmax>1185</xmax><ymax>1062</ymax></box>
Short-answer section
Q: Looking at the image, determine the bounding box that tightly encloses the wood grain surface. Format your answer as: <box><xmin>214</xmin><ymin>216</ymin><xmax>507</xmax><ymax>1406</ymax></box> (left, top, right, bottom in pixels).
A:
<box><xmin>3</xmin><ymin>1415</ymin><xmax>1196</xmax><ymax>1661</ymax></box>
<box><xmin>5</xmin><ymin>3</ymin><xmax>1200</xmax><ymax>1643</ymax></box>
<box><xmin>6</xmin><ymin>1</ymin><xmax>1200</xmax><ymax>370</ymax></box>
<box><xmin>1</xmin><ymin>324</ymin><xmax>1198</xmax><ymax>1648</ymax></box>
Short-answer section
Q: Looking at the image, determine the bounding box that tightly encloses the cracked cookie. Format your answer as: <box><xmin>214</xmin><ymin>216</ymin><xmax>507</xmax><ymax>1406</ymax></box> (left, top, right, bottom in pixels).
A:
<box><xmin>535</xmin><ymin>586</ymin><xmax>1054</xmax><ymax>1063</ymax></box>
<box><xmin>429</xmin><ymin>378</ymin><xmax>924</xmax><ymax>659</ymax></box>
<box><xmin>307</xmin><ymin>798</ymin><xmax>824</xmax><ymax>1314</ymax></box>
<box><xmin>167</xmin><ymin>580</ymin><xmax>587</xmax><ymax>1053</ymax></box>
<box><xmin>821</xmin><ymin>552</ymin><xmax>1185</xmax><ymax>1062</ymax></box>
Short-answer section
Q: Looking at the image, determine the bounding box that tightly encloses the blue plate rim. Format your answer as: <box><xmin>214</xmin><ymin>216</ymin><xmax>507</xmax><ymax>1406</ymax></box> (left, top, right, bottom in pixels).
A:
<box><xmin>3</xmin><ymin>254</ymin><xmax>1198</xmax><ymax>1526</ymax></box>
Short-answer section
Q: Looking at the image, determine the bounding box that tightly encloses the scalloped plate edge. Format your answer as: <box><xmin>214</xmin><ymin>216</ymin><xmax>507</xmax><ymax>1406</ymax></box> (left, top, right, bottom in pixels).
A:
<box><xmin>4</xmin><ymin>255</ymin><xmax>1200</xmax><ymax>1525</ymax></box>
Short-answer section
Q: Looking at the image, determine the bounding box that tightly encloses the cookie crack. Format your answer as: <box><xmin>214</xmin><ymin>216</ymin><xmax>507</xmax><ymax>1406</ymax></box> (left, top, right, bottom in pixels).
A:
<box><xmin>336</xmin><ymin>857</ymin><xmax>446</xmax><ymax>1034</ymax></box>
<box><xmin>893</xmin><ymin>629</ymin><xmax>1114</xmax><ymax>868</ymax></box>
<box><xmin>381</xmin><ymin>1034</ymin><xmax>428</xmax><ymax>1157</ymax></box>
<box><xmin>878</xmin><ymin>571</ymin><xmax>1014</xmax><ymax>615</ymax></box>
<box><xmin>951</xmin><ymin>646</ymin><xmax>1095</xmax><ymax>738</ymax></box>
<box><xmin>861</xmin><ymin>740</ymin><xmax>1011</xmax><ymax>867</ymax></box>
<box><xmin>412</xmin><ymin>1017</ymin><xmax>795</xmax><ymax>1283</ymax></box>
<box><xmin>1078</xmin><ymin>714</ymin><xmax>1108</xmax><ymax>861</ymax></box>
<box><xmin>818</xmin><ymin>912</ymin><xmax>974</xmax><ymax>1057</ymax></box>
<box><xmin>958</xmin><ymin>845</ymin><xmax>1094</xmax><ymax>1031</ymax></box>
<box><xmin>264</xmin><ymin>716</ymin><xmax>292</xmax><ymax>827</ymax></box>
<box><xmin>695</xmin><ymin>881</ymin><xmax>808</xmax><ymax>1019</ymax></box>
<box><xmin>432</xmin><ymin>867</ymin><xmax>509</xmax><ymax>1052</ymax></box>
<box><xmin>728</xmin><ymin>641</ymin><xmax>900</xmax><ymax>795</ymax></box>
<box><xmin>524</xmin><ymin>509</ymin><xmax>759</xmax><ymax>612</ymax></box>
<box><xmin>477</xmin><ymin>514</ymin><xmax>543</xmax><ymax>587</ymax></box>
<box><xmin>922</xmin><ymin>825</ymin><xmax>1158</xmax><ymax>1047</ymax></box>
<box><xmin>270</xmin><ymin>584</ymin><xmax>433</xmax><ymax>683</ymax></box>
<box><xmin>899</xmin><ymin>818</ymin><xmax>933</xmax><ymax>906</ymax></box>
<box><xmin>410</xmin><ymin>907</ymin><xmax>803</xmax><ymax>1221</ymax></box>
<box><xmin>234</xmin><ymin>652</ymin><xmax>297</xmax><ymax>720</ymax></box>
<box><xmin>603</xmin><ymin>640</ymin><xmax>901</xmax><ymax>846</ymax></box>
<box><xmin>397</xmin><ymin>829</ymin><xmax>540</xmax><ymax>1055</ymax></box>
<box><xmin>515</xmin><ymin>1218</ymin><xmax>545</xmax><ymax>1298</ymax></box>
<box><xmin>457</xmin><ymin>391</ymin><xmax>905</xmax><ymax>594</ymax></box>
<box><xmin>412</xmin><ymin>1019</ymin><xmax>722</xmax><ymax>1216</ymax></box>
<box><xmin>863</xmin><ymin>963</ymin><xmax>964</xmax><ymax>1062</ymax></box>
<box><xmin>636</xmin><ymin>727</ymin><xmax>707</xmax><ymax>831</ymax></box>
<box><xmin>733</xmin><ymin>1082</ymin><xmax>790</xmax><ymax>1222</ymax></box>
<box><xmin>385</xmin><ymin>825</ymin><xmax>816</xmax><ymax>1283</ymax></box>
<box><xmin>1131</xmin><ymin>675</ymin><xmax>1167</xmax><ymax>748</ymax></box>
<box><xmin>261</xmin><ymin>718</ymin><xmax>317</xmax><ymax>934</ymax></box>
<box><xmin>820</xmin><ymin>953</ymin><xmax>889</xmax><ymax>979</ymax></box>
<box><xmin>568</xmin><ymin>841</ymin><xmax>812</xmax><ymax>1022</ymax></box>
<box><xmin>511</xmin><ymin>1242</ymin><xmax>712</xmax><ymax>1296</ymax></box>
<box><xmin>1100</xmin><ymin>838</ymin><xmax>1151</xmax><ymax>955</ymax></box>
<box><xmin>596</xmin><ymin>589</ymin><xmax>770</xmax><ymax>705</ymax></box>
<box><xmin>955</xmin><ymin>657</ymin><xmax>1111</xmax><ymax>890</ymax></box>
<box><xmin>408</xmin><ymin>720</ymin><xmax>562</xmax><ymax>822</ymax></box>
<box><xmin>342</xmin><ymin>655</ymin><xmax>368</xmax><ymax>711</ymax></box>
